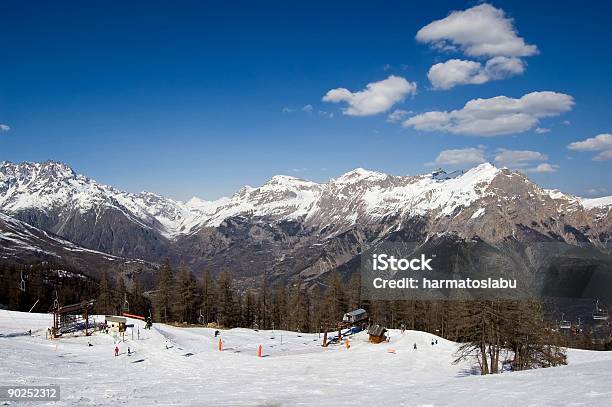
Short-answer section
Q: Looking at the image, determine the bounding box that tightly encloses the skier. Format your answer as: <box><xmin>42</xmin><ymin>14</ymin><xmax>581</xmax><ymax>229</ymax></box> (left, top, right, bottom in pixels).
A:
<box><xmin>165</xmin><ymin>341</ymin><xmax>169</xmax><ymax>350</ymax></box>
<box><xmin>88</xmin><ymin>342</ymin><xmax>93</xmax><ymax>347</ymax></box>
<box><xmin>431</xmin><ymin>339</ymin><xmax>434</xmax><ymax>346</ymax></box>
<box><xmin>127</xmin><ymin>347</ymin><xmax>131</xmax><ymax>356</ymax></box>
<box><xmin>413</xmin><ymin>343</ymin><xmax>417</xmax><ymax>350</ymax></box>
<box><xmin>435</xmin><ymin>339</ymin><xmax>438</xmax><ymax>345</ymax></box>
<box><xmin>214</xmin><ymin>330</ymin><xmax>220</xmax><ymax>337</ymax></box>
<box><xmin>114</xmin><ymin>346</ymin><xmax>119</xmax><ymax>357</ymax></box>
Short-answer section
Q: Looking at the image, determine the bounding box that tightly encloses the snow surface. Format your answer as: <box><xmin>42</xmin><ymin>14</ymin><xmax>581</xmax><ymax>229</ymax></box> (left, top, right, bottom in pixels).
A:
<box><xmin>580</xmin><ymin>196</ymin><xmax>612</xmax><ymax>210</ymax></box>
<box><xmin>1</xmin><ymin>310</ymin><xmax>611</xmax><ymax>406</ymax></box>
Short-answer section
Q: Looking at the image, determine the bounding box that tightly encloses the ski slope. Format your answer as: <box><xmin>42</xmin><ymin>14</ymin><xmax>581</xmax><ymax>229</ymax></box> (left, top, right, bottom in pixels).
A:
<box><xmin>1</xmin><ymin>310</ymin><xmax>611</xmax><ymax>406</ymax></box>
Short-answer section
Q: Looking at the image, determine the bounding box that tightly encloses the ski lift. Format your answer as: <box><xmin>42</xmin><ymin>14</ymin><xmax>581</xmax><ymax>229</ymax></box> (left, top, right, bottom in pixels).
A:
<box><xmin>593</xmin><ymin>299</ymin><xmax>609</xmax><ymax>321</ymax></box>
<box><xmin>198</xmin><ymin>309</ymin><xmax>205</xmax><ymax>325</ymax></box>
<box><xmin>123</xmin><ymin>293</ymin><xmax>130</xmax><ymax>313</ymax></box>
<box><xmin>559</xmin><ymin>313</ymin><xmax>571</xmax><ymax>330</ymax></box>
<box><xmin>19</xmin><ymin>270</ymin><xmax>26</xmax><ymax>292</ymax></box>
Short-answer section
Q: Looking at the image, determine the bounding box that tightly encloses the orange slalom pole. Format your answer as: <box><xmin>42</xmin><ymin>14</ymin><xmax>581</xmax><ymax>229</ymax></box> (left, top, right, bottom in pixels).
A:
<box><xmin>258</xmin><ymin>344</ymin><xmax>262</xmax><ymax>357</ymax></box>
<box><xmin>218</xmin><ymin>338</ymin><xmax>223</xmax><ymax>351</ymax></box>
<box><xmin>345</xmin><ymin>339</ymin><xmax>350</xmax><ymax>349</ymax></box>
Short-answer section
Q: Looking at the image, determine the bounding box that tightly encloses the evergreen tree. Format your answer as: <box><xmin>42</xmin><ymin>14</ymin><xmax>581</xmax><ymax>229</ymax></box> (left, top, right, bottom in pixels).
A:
<box><xmin>153</xmin><ymin>260</ymin><xmax>175</xmax><ymax>322</ymax></box>
<box><xmin>95</xmin><ymin>271</ymin><xmax>114</xmax><ymax>315</ymax></box>
<box><xmin>200</xmin><ymin>270</ymin><xmax>217</xmax><ymax>324</ymax></box>
<box><xmin>216</xmin><ymin>271</ymin><xmax>237</xmax><ymax>327</ymax></box>
<box><xmin>174</xmin><ymin>267</ymin><xmax>198</xmax><ymax>323</ymax></box>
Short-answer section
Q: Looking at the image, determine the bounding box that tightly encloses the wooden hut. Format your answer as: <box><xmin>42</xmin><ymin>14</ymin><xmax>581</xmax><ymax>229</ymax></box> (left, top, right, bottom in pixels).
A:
<box><xmin>367</xmin><ymin>324</ymin><xmax>387</xmax><ymax>343</ymax></box>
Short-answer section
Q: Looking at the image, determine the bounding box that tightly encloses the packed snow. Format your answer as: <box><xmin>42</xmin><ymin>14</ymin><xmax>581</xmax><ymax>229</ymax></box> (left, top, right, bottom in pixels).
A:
<box><xmin>580</xmin><ymin>195</ymin><xmax>612</xmax><ymax>210</ymax></box>
<box><xmin>1</xmin><ymin>310</ymin><xmax>611</xmax><ymax>406</ymax></box>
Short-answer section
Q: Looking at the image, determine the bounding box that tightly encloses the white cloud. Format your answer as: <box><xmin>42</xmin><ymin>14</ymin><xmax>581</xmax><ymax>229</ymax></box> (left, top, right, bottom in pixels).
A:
<box><xmin>525</xmin><ymin>163</ymin><xmax>559</xmax><ymax>173</ymax></box>
<box><xmin>567</xmin><ymin>133</ymin><xmax>612</xmax><ymax>151</ymax></box>
<box><xmin>403</xmin><ymin>91</ymin><xmax>574</xmax><ymax>136</ymax></box>
<box><xmin>593</xmin><ymin>150</ymin><xmax>612</xmax><ymax>161</ymax></box>
<box><xmin>387</xmin><ymin>109</ymin><xmax>412</xmax><ymax>123</ymax></box>
<box><xmin>428</xmin><ymin>57</ymin><xmax>525</xmax><ymax>90</ymax></box>
<box><xmin>494</xmin><ymin>149</ymin><xmax>547</xmax><ymax>167</ymax></box>
<box><xmin>567</xmin><ymin>134</ymin><xmax>612</xmax><ymax>161</ymax></box>
<box><xmin>318</xmin><ymin>110</ymin><xmax>334</xmax><ymax>118</ymax></box>
<box><xmin>302</xmin><ymin>104</ymin><xmax>313</xmax><ymax>113</ymax></box>
<box><xmin>0</xmin><ymin>124</ymin><xmax>9</xmax><ymax>132</ymax></box>
<box><xmin>416</xmin><ymin>4</ymin><xmax>538</xmax><ymax>58</ymax></box>
<box><xmin>427</xmin><ymin>147</ymin><xmax>486</xmax><ymax>166</ymax></box>
<box><xmin>323</xmin><ymin>75</ymin><xmax>417</xmax><ymax>116</ymax></box>
<box><xmin>562</xmin><ymin>120</ymin><xmax>571</xmax><ymax>125</ymax></box>
<box><xmin>282</xmin><ymin>107</ymin><xmax>294</xmax><ymax>113</ymax></box>
<box><xmin>586</xmin><ymin>187</ymin><xmax>608</xmax><ymax>196</ymax></box>
<box><xmin>535</xmin><ymin>127</ymin><xmax>550</xmax><ymax>134</ymax></box>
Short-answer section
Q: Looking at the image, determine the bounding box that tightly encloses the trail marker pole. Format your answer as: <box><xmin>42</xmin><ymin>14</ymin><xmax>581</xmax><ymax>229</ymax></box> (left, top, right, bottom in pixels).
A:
<box><xmin>258</xmin><ymin>344</ymin><xmax>262</xmax><ymax>357</ymax></box>
<box><xmin>218</xmin><ymin>338</ymin><xmax>223</xmax><ymax>351</ymax></box>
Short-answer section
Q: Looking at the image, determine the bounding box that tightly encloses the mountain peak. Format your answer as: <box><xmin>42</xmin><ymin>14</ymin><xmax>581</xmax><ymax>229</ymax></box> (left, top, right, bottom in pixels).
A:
<box><xmin>336</xmin><ymin>167</ymin><xmax>387</xmax><ymax>183</ymax></box>
<box><xmin>1</xmin><ymin>160</ymin><xmax>76</xmax><ymax>179</ymax></box>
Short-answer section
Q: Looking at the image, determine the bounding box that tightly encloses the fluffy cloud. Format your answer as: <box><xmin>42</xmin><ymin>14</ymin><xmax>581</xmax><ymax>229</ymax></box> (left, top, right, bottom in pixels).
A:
<box><xmin>387</xmin><ymin>109</ymin><xmax>412</xmax><ymax>123</ymax></box>
<box><xmin>567</xmin><ymin>133</ymin><xmax>612</xmax><ymax>161</ymax></box>
<box><xmin>593</xmin><ymin>150</ymin><xmax>612</xmax><ymax>161</ymax></box>
<box><xmin>323</xmin><ymin>75</ymin><xmax>417</xmax><ymax>116</ymax></box>
<box><xmin>494</xmin><ymin>149</ymin><xmax>547</xmax><ymax>167</ymax></box>
<box><xmin>525</xmin><ymin>163</ymin><xmax>559</xmax><ymax>173</ymax></box>
<box><xmin>281</xmin><ymin>107</ymin><xmax>294</xmax><ymax>113</ymax></box>
<box><xmin>0</xmin><ymin>124</ymin><xmax>9</xmax><ymax>132</ymax></box>
<box><xmin>417</xmin><ymin>4</ymin><xmax>536</xmax><ymax>90</ymax></box>
<box><xmin>535</xmin><ymin>127</ymin><xmax>550</xmax><ymax>134</ymax></box>
<box><xmin>302</xmin><ymin>104</ymin><xmax>313</xmax><ymax>113</ymax></box>
<box><xmin>567</xmin><ymin>133</ymin><xmax>612</xmax><ymax>151</ymax></box>
<box><xmin>403</xmin><ymin>91</ymin><xmax>574</xmax><ymax>136</ymax></box>
<box><xmin>428</xmin><ymin>147</ymin><xmax>486</xmax><ymax>166</ymax></box>
<box><xmin>428</xmin><ymin>57</ymin><xmax>525</xmax><ymax>90</ymax></box>
<box><xmin>416</xmin><ymin>4</ymin><xmax>538</xmax><ymax>58</ymax></box>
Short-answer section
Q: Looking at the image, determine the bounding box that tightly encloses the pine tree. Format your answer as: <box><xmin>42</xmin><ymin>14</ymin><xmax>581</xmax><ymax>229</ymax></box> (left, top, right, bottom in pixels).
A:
<box><xmin>174</xmin><ymin>267</ymin><xmax>198</xmax><ymax>323</ymax></box>
<box><xmin>288</xmin><ymin>280</ymin><xmax>311</xmax><ymax>332</ymax></box>
<box><xmin>153</xmin><ymin>260</ymin><xmax>175</xmax><ymax>322</ymax></box>
<box><xmin>216</xmin><ymin>271</ymin><xmax>237</xmax><ymax>328</ymax></box>
<box><xmin>116</xmin><ymin>277</ymin><xmax>127</xmax><ymax>315</ymax></box>
<box><xmin>95</xmin><ymin>271</ymin><xmax>114</xmax><ymax>315</ymax></box>
<box><xmin>200</xmin><ymin>270</ymin><xmax>217</xmax><ymax>324</ymax></box>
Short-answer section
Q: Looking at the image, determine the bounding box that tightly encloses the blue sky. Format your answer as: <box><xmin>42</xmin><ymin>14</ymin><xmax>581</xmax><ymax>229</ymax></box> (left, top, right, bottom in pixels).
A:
<box><xmin>1</xmin><ymin>1</ymin><xmax>611</xmax><ymax>200</ymax></box>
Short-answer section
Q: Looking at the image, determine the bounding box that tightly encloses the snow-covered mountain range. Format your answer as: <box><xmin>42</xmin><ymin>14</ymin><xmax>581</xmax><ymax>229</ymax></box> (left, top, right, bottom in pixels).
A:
<box><xmin>1</xmin><ymin>160</ymin><xmax>611</xmax><ymax>285</ymax></box>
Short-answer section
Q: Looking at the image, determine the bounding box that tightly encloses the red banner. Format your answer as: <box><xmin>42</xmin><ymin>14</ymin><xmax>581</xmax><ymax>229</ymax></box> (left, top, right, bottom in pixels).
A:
<box><xmin>122</xmin><ymin>312</ymin><xmax>146</xmax><ymax>320</ymax></box>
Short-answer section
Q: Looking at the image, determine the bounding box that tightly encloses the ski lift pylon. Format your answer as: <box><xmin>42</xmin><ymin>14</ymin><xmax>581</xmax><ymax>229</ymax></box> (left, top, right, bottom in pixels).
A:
<box><xmin>123</xmin><ymin>293</ymin><xmax>130</xmax><ymax>313</ymax></box>
<box><xmin>19</xmin><ymin>270</ymin><xmax>26</xmax><ymax>292</ymax></box>
<box><xmin>559</xmin><ymin>313</ymin><xmax>571</xmax><ymax>330</ymax></box>
<box><xmin>593</xmin><ymin>299</ymin><xmax>609</xmax><ymax>321</ymax></box>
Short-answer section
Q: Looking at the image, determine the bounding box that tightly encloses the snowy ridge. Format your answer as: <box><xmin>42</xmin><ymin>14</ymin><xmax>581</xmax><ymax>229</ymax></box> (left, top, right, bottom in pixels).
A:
<box><xmin>1</xmin><ymin>161</ymin><xmax>609</xmax><ymax>240</ymax></box>
<box><xmin>580</xmin><ymin>196</ymin><xmax>612</xmax><ymax>210</ymax></box>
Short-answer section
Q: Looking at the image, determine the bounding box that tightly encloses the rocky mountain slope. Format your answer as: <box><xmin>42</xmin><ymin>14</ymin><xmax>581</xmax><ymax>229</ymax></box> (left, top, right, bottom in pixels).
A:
<box><xmin>0</xmin><ymin>212</ymin><xmax>157</xmax><ymax>282</ymax></box>
<box><xmin>1</xmin><ymin>160</ymin><xmax>611</xmax><ymax>287</ymax></box>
